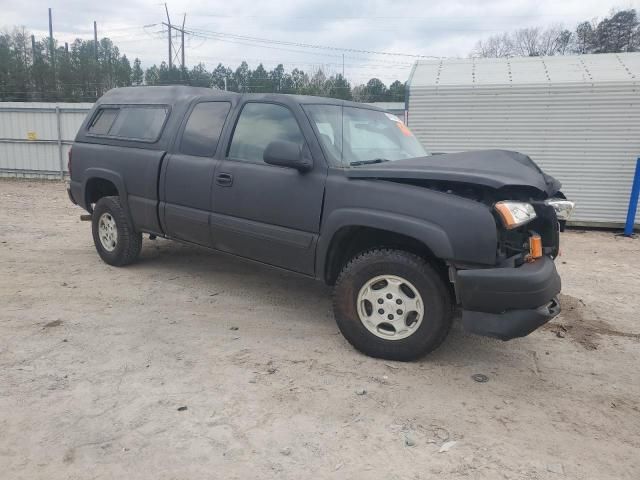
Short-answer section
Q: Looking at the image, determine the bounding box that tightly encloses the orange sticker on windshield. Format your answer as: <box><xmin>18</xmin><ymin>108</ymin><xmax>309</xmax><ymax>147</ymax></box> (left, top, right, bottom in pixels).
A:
<box><xmin>396</xmin><ymin>122</ymin><xmax>414</xmax><ymax>137</ymax></box>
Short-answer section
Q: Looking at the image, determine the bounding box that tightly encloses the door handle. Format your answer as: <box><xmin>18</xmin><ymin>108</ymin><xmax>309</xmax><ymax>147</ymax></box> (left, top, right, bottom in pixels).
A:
<box><xmin>215</xmin><ymin>172</ymin><xmax>233</xmax><ymax>187</ymax></box>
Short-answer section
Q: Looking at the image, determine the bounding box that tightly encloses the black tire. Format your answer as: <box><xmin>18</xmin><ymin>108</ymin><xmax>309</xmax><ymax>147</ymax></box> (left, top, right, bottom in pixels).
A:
<box><xmin>333</xmin><ymin>249</ymin><xmax>452</xmax><ymax>361</ymax></box>
<box><xmin>91</xmin><ymin>196</ymin><xmax>142</xmax><ymax>266</ymax></box>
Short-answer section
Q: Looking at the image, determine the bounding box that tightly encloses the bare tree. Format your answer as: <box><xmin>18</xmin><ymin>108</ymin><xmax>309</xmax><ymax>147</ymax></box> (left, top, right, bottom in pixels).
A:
<box><xmin>471</xmin><ymin>9</ymin><xmax>640</xmax><ymax>58</ymax></box>
<box><xmin>537</xmin><ymin>25</ymin><xmax>569</xmax><ymax>56</ymax></box>
<box><xmin>473</xmin><ymin>33</ymin><xmax>513</xmax><ymax>58</ymax></box>
<box><xmin>474</xmin><ymin>25</ymin><xmax>569</xmax><ymax>58</ymax></box>
<box><xmin>512</xmin><ymin>27</ymin><xmax>542</xmax><ymax>56</ymax></box>
<box><xmin>555</xmin><ymin>30</ymin><xmax>574</xmax><ymax>55</ymax></box>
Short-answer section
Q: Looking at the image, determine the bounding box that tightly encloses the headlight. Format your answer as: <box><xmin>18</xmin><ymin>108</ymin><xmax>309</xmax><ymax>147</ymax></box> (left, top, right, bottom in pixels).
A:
<box><xmin>494</xmin><ymin>201</ymin><xmax>537</xmax><ymax>229</ymax></box>
<box><xmin>545</xmin><ymin>198</ymin><xmax>576</xmax><ymax>221</ymax></box>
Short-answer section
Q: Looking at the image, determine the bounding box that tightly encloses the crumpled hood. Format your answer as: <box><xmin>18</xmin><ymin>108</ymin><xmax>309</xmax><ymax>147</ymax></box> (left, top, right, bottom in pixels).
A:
<box><xmin>346</xmin><ymin>149</ymin><xmax>561</xmax><ymax>196</ymax></box>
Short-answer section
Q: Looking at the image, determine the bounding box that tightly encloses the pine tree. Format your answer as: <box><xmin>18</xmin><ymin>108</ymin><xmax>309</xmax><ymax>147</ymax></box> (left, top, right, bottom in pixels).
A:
<box><xmin>131</xmin><ymin>58</ymin><xmax>143</xmax><ymax>85</ymax></box>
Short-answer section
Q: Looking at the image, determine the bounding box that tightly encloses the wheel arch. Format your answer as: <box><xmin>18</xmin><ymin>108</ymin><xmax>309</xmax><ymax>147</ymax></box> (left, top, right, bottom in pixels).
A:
<box><xmin>82</xmin><ymin>168</ymin><xmax>127</xmax><ymax>213</ymax></box>
<box><xmin>318</xmin><ymin>208</ymin><xmax>455</xmax><ymax>285</ymax></box>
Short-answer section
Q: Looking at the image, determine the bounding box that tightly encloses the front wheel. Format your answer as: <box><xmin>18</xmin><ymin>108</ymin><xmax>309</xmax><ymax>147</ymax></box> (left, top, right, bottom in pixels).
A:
<box><xmin>333</xmin><ymin>249</ymin><xmax>452</xmax><ymax>361</ymax></box>
<box><xmin>91</xmin><ymin>196</ymin><xmax>142</xmax><ymax>266</ymax></box>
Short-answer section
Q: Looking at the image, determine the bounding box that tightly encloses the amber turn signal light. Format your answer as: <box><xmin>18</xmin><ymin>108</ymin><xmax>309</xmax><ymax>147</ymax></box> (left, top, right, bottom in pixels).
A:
<box><xmin>529</xmin><ymin>233</ymin><xmax>543</xmax><ymax>260</ymax></box>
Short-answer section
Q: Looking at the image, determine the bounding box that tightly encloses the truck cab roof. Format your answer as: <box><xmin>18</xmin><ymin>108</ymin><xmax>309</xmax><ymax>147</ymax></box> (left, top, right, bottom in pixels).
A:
<box><xmin>96</xmin><ymin>85</ymin><xmax>385</xmax><ymax>111</ymax></box>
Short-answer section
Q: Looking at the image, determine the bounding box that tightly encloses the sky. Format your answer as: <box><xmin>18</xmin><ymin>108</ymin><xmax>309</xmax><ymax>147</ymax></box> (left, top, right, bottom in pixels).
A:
<box><xmin>2</xmin><ymin>0</ymin><xmax>639</xmax><ymax>85</ymax></box>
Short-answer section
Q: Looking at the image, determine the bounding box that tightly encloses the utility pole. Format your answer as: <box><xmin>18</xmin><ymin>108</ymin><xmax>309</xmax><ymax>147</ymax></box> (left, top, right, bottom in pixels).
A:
<box><xmin>31</xmin><ymin>34</ymin><xmax>39</xmax><ymax>99</ymax></box>
<box><xmin>342</xmin><ymin>54</ymin><xmax>345</xmax><ymax>78</ymax></box>
<box><xmin>168</xmin><ymin>27</ymin><xmax>172</xmax><ymax>69</ymax></box>
<box><xmin>48</xmin><ymin>8</ymin><xmax>55</xmax><ymax>70</ymax></box>
<box><xmin>165</xmin><ymin>3</ymin><xmax>172</xmax><ymax>69</ymax></box>
<box><xmin>93</xmin><ymin>21</ymin><xmax>99</xmax><ymax>98</ymax></box>
<box><xmin>181</xmin><ymin>13</ymin><xmax>186</xmax><ymax>71</ymax></box>
<box><xmin>93</xmin><ymin>21</ymin><xmax>98</xmax><ymax>61</ymax></box>
<box><xmin>48</xmin><ymin>7</ymin><xmax>56</xmax><ymax>97</ymax></box>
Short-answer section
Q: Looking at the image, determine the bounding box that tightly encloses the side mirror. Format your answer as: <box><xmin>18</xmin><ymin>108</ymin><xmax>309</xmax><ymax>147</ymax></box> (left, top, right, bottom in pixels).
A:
<box><xmin>264</xmin><ymin>140</ymin><xmax>312</xmax><ymax>172</ymax></box>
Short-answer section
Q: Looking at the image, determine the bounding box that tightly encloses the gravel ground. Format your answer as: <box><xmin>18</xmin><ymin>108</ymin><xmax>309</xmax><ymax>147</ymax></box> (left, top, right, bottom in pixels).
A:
<box><xmin>1</xmin><ymin>179</ymin><xmax>639</xmax><ymax>480</ymax></box>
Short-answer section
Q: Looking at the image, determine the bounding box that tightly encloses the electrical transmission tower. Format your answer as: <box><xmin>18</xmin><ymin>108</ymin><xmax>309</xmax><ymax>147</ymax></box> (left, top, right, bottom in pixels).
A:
<box><xmin>163</xmin><ymin>3</ymin><xmax>188</xmax><ymax>73</ymax></box>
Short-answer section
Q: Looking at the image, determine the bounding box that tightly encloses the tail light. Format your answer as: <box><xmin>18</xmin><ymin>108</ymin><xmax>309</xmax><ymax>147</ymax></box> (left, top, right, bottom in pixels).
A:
<box><xmin>67</xmin><ymin>147</ymin><xmax>72</xmax><ymax>177</ymax></box>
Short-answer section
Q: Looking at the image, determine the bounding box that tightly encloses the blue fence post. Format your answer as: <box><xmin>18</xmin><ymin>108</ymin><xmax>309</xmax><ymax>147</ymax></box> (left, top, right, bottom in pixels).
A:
<box><xmin>624</xmin><ymin>158</ymin><xmax>640</xmax><ymax>237</ymax></box>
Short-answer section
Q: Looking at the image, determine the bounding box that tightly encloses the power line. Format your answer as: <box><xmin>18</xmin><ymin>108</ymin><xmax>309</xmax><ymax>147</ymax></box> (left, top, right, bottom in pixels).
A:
<box><xmin>126</xmin><ymin>23</ymin><xmax>414</xmax><ymax>82</ymax></box>
<box><xmin>188</xmin><ymin>13</ymin><xmax>586</xmax><ymax>20</ymax></box>
<box><xmin>141</xmin><ymin>25</ymin><xmax>416</xmax><ymax>68</ymax></box>
<box><xmin>190</xmin><ymin>36</ymin><xmax>415</xmax><ymax>65</ymax></box>
<box><xmin>189</xmin><ymin>56</ymin><xmax>413</xmax><ymax>69</ymax></box>
<box><xmin>184</xmin><ymin>27</ymin><xmax>441</xmax><ymax>59</ymax></box>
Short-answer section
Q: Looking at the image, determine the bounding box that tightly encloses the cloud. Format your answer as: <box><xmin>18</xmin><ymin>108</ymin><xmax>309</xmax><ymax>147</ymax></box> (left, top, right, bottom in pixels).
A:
<box><xmin>1</xmin><ymin>0</ymin><xmax>629</xmax><ymax>84</ymax></box>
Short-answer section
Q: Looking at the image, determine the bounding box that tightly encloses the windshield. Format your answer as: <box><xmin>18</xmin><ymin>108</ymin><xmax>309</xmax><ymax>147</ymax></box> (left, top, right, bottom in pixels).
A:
<box><xmin>303</xmin><ymin>104</ymin><xmax>429</xmax><ymax>167</ymax></box>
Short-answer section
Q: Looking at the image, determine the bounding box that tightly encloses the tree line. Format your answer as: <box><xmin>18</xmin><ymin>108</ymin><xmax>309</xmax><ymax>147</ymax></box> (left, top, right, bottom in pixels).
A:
<box><xmin>143</xmin><ymin>61</ymin><xmax>406</xmax><ymax>103</ymax></box>
<box><xmin>0</xmin><ymin>28</ymin><xmax>405</xmax><ymax>103</ymax></box>
<box><xmin>0</xmin><ymin>30</ymin><xmax>133</xmax><ymax>102</ymax></box>
<box><xmin>473</xmin><ymin>8</ymin><xmax>640</xmax><ymax>58</ymax></box>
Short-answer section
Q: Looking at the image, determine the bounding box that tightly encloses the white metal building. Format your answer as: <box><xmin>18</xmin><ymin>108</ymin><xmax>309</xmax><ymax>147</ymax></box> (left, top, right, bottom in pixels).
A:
<box><xmin>0</xmin><ymin>102</ymin><xmax>92</xmax><ymax>178</ymax></box>
<box><xmin>365</xmin><ymin>102</ymin><xmax>407</xmax><ymax>122</ymax></box>
<box><xmin>406</xmin><ymin>53</ymin><xmax>640</xmax><ymax>227</ymax></box>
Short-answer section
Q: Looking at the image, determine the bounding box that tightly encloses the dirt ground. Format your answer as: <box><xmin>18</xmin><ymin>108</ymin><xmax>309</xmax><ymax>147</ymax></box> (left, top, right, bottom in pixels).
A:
<box><xmin>1</xmin><ymin>179</ymin><xmax>639</xmax><ymax>480</ymax></box>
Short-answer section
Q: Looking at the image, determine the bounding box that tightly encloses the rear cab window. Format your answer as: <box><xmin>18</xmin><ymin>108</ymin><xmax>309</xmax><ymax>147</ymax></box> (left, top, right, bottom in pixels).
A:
<box><xmin>87</xmin><ymin>105</ymin><xmax>169</xmax><ymax>142</ymax></box>
<box><xmin>87</xmin><ymin>108</ymin><xmax>119</xmax><ymax>135</ymax></box>
<box><xmin>180</xmin><ymin>102</ymin><xmax>232</xmax><ymax>157</ymax></box>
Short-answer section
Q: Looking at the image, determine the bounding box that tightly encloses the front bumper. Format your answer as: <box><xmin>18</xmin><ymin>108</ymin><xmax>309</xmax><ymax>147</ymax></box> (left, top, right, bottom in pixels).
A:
<box><xmin>456</xmin><ymin>256</ymin><xmax>561</xmax><ymax>340</ymax></box>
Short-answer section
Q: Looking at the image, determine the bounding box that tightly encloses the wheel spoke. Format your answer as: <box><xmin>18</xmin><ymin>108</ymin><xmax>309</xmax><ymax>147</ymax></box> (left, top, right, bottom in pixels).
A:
<box><xmin>359</xmin><ymin>286</ymin><xmax>378</xmax><ymax>305</ymax></box>
<box><xmin>385</xmin><ymin>277</ymin><xmax>405</xmax><ymax>297</ymax></box>
<box><xmin>369</xmin><ymin>316</ymin><xmax>389</xmax><ymax>330</ymax></box>
<box><xmin>402</xmin><ymin>296</ymin><xmax>422</xmax><ymax>315</ymax></box>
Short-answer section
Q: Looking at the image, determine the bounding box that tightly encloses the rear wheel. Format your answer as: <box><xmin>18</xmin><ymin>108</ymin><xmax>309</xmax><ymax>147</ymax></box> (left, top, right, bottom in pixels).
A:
<box><xmin>91</xmin><ymin>196</ymin><xmax>142</xmax><ymax>266</ymax></box>
<box><xmin>333</xmin><ymin>249</ymin><xmax>452</xmax><ymax>361</ymax></box>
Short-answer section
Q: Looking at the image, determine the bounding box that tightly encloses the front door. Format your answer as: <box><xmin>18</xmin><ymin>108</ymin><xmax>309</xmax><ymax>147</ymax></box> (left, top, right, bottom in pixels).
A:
<box><xmin>211</xmin><ymin>101</ymin><xmax>327</xmax><ymax>274</ymax></box>
<box><xmin>161</xmin><ymin>101</ymin><xmax>231</xmax><ymax>246</ymax></box>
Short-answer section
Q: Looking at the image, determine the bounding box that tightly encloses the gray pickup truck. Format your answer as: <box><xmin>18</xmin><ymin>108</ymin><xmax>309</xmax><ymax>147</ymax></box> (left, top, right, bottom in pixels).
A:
<box><xmin>67</xmin><ymin>86</ymin><xmax>574</xmax><ymax>361</ymax></box>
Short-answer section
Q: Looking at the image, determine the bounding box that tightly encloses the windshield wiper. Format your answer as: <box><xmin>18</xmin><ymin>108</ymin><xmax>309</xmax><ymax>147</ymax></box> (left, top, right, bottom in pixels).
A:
<box><xmin>349</xmin><ymin>158</ymin><xmax>390</xmax><ymax>166</ymax></box>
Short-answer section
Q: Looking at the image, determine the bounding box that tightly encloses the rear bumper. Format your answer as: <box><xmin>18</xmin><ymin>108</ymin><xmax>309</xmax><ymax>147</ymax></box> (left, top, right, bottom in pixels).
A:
<box><xmin>456</xmin><ymin>256</ymin><xmax>561</xmax><ymax>340</ymax></box>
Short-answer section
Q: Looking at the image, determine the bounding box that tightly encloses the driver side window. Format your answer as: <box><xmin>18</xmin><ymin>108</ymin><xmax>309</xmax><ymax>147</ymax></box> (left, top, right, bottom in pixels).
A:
<box><xmin>228</xmin><ymin>103</ymin><xmax>304</xmax><ymax>163</ymax></box>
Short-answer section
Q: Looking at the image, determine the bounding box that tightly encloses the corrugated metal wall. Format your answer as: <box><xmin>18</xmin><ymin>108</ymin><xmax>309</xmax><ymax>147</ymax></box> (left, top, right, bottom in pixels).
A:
<box><xmin>0</xmin><ymin>102</ymin><xmax>92</xmax><ymax>178</ymax></box>
<box><xmin>408</xmin><ymin>83</ymin><xmax>640</xmax><ymax>226</ymax></box>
